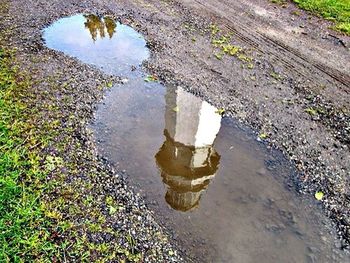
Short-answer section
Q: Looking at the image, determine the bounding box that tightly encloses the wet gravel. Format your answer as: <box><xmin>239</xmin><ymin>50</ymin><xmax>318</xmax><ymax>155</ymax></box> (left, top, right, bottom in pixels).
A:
<box><xmin>0</xmin><ymin>0</ymin><xmax>349</xmax><ymax>261</ymax></box>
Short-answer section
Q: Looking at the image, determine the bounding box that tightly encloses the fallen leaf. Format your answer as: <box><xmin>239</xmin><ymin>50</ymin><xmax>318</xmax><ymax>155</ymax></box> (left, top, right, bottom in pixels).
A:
<box><xmin>215</xmin><ymin>108</ymin><xmax>225</xmax><ymax>115</ymax></box>
<box><xmin>259</xmin><ymin>133</ymin><xmax>268</xmax><ymax>139</ymax></box>
<box><xmin>315</xmin><ymin>191</ymin><xmax>324</xmax><ymax>200</ymax></box>
<box><xmin>109</xmin><ymin>205</ymin><xmax>118</xmax><ymax>215</ymax></box>
<box><xmin>172</xmin><ymin>106</ymin><xmax>179</xmax><ymax>112</ymax></box>
<box><xmin>144</xmin><ymin>75</ymin><xmax>158</xmax><ymax>82</ymax></box>
<box><xmin>106</xmin><ymin>81</ymin><xmax>113</xmax><ymax>88</ymax></box>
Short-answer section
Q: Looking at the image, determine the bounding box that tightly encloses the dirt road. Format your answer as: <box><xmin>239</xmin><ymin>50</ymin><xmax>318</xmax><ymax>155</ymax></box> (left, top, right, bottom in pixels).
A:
<box><xmin>1</xmin><ymin>0</ymin><xmax>349</xmax><ymax>260</ymax></box>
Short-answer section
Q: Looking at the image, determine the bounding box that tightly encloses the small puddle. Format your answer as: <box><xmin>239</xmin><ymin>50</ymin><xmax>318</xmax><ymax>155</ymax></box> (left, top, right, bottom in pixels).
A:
<box><xmin>44</xmin><ymin>14</ymin><xmax>149</xmax><ymax>75</ymax></box>
<box><xmin>43</xmin><ymin>14</ymin><xmax>348</xmax><ymax>262</ymax></box>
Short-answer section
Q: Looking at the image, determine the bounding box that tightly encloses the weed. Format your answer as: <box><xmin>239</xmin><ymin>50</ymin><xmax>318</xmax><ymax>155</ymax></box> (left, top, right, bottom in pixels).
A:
<box><xmin>259</xmin><ymin>133</ymin><xmax>269</xmax><ymax>139</ymax></box>
<box><xmin>270</xmin><ymin>71</ymin><xmax>283</xmax><ymax>81</ymax></box>
<box><xmin>305</xmin><ymin>107</ymin><xmax>318</xmax><ymax>116</ymax></box>
<box><xmin>209</xmin><ymin>24</ymin><xmax>220</xmax><ymax>35</ymax></box>
<box><xmin>214</xmin><ymin>52</ymin><xmax>224</xmax><ymax>60</ymax></box>
<box><xmin>210</xmin><ymin>25</ymin><xmax>254</xmax><ymax>67</ymax></box>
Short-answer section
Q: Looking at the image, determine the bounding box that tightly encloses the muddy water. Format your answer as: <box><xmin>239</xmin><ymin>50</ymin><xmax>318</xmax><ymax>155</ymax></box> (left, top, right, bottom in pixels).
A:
<box><xmin>43</xmin><ymin>15</ymin><xmax>348</xmax><ymax>262</ymax></box>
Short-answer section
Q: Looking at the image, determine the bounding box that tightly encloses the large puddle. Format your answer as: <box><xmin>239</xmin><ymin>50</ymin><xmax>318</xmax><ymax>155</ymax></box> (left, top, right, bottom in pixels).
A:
<box><xmin>44</xmin><ymin>15</ymin><xmax>348</xmax><ymax>262</ymax></box>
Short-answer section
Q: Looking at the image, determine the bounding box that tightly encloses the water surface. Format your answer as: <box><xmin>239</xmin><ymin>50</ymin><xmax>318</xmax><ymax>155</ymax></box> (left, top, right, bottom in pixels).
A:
<box><xmin>94</xmin><ymin>81</ymin><xmax>342</xmax><ymax>262</ymax></box>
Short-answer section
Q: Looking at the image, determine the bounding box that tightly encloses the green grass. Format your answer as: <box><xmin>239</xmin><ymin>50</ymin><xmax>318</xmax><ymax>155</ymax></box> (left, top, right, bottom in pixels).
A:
<box><xmin>0</xmin><ymin>48</ymin><xmax>55</xmax><ymax>261</ymax></box>
<box><xmin>0</xmin><ymin>47</ymin><xmax>150</xmax><ymax>262</ymax></box>
<box><xmin>292</xmin><ymin>0</ymin><xmax>350</xmax><ymax>34</ymax></box>
<box><xmin>0</xmin><ymin>4</ymin><xmax>173</xmax><ymax>259</ymax></box>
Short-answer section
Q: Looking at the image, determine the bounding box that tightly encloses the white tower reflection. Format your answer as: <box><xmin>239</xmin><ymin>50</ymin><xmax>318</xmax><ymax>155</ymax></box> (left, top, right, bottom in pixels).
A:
<box><xmin>155</xmin><ymin>87</ymin><xmax>222</xmax><ymax>212</ymax></box>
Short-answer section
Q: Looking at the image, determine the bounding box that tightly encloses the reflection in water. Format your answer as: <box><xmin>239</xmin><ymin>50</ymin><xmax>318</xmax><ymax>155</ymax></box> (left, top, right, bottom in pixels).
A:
<box><xmin>155</xmin><ymin>87</ymin><xmax>222</xmax><ymax>211</ymax></box>
<box><xmin>84</xmin><ymin>14</ymin><xmax>116</xmax><ymax>41</ymax></box>
<box><xmin>104</xmin><ymin>17</ymin><xmax>117</xmax><ymax>39</ymax></box>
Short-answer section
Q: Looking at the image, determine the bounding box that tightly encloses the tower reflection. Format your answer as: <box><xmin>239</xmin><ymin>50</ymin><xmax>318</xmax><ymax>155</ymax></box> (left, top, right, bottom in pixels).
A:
<box><xmin>155</xmin><ymin>87</ymin><xmax>222</xmax><ymax>212</ymax></box>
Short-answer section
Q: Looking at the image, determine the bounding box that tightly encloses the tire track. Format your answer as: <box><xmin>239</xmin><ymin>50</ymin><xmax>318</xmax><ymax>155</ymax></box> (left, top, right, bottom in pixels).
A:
<box><xmin>190</xmin><ymin>0</ymin><xmax>350</xmax><ymax>90</ymax></box>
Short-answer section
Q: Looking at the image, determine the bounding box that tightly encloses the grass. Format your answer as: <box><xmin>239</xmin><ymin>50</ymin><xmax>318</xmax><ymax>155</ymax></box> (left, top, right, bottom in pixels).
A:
<box><xmin>0</xmin><ymin>47</ymin><xmax>143</xmax><ymax>262</ymax></box>
<box><xmin>0</xmin><ymin>43</ymin><xmax>157</xmax><ymax>263</ymax></box>
<box><xmin>292</xmin><ymin>0</ymin><xmax>350</xmax><ymax>34</ymax></box>
<box><xmin>0</xmin><ymin>3</ymin><xmax>175</xmax><ymax>260</ymax></box>
<box><xmin>0</xmin><ymin>48</ymin><xmax>56</xmax><ymax>261</ymax></box>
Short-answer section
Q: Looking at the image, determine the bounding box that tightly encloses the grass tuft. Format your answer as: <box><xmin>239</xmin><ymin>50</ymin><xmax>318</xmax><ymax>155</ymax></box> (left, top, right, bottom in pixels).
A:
<box><xmin>292</xmin><ymin>0</ymin><xmax>350</xmax><ymax>34</ymax></box>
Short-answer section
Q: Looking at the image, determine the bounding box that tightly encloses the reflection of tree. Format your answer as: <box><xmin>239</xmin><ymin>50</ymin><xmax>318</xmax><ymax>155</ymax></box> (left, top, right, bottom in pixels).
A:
<box><xmin>84</xmin><ymin>14</ymin><xmax>116</xmax><ymax>41</ymax></box>
<box><xmin>104</xmin><ymin>17</ymin><xmax>117</xmax><ymax>39</ymax></box>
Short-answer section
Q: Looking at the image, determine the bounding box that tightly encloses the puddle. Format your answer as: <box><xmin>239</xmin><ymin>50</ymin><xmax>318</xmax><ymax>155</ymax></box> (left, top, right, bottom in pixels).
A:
<box><xmin>94</xmin><ymin>82</ymin><xmax>344</xmax><ymax>262</ymax></box>
<box><xmin>43</xmin><ymin>15</ymin><xmax>348</xmax><ymax>262</ymax></box>
<box><xmin>43</xmin><ymin>14</ymin><xmax>149</xmax><ymax>76</ymax></box>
